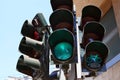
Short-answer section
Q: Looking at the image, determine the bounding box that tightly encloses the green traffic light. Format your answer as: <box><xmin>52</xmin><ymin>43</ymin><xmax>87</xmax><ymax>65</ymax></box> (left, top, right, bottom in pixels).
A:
<box><xmin>86</xmin><ymin>54</ymin><xmax>102</xmax><ymax>69</ymax></box>
<box><xmin>48</xmin><ymin>29</ymin><xmax>74</xmax><ymax>63</ymax></box>
<box><xmin>84</xmin><ymin>41</ymin><xmax>109</xmax><ymax>71</ymax></box>
<box><xmin>54</xmin><ymin>42</ymin><xmax>73</xmax><ymax>61</ymax></box>
<box><xmin>86</xmin><ymin>54</ymin><xmax>102</xmax><ymax>63</ymax></box>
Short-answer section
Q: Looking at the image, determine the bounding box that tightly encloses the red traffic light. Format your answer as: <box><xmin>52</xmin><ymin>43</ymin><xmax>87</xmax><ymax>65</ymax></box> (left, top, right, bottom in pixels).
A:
<box><xmin>21</xmin><ymin>20</ymin><xmax>43</xmax><ymax>41</ymax></box>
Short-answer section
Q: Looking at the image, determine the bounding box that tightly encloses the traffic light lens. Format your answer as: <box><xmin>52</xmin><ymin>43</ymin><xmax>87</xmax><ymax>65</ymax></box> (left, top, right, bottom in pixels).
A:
<box><xmin>86</xmin><ymin>54</ymin><xmax>102</xmax><ymax>63</ymax></box>
<box><xmin>86</xmin><ymin>54</ymin><xmax>102</xmax><ymax>69</ymax></box>
<box><xmin>34</xmin><ymin>31</ymin><xmax>40</xmax><ymax>40</ymax></box>
<box><xmin>54</xmin><ymin>42</ymin><xmax>73</xmax><ymax>61</ymax></box>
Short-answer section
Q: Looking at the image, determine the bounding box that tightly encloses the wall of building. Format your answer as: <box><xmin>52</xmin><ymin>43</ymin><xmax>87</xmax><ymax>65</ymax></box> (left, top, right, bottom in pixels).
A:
<box><xmin>112</xmin><ymin>0</ymin><xmax>120</xmax><ymax>36</ymax></box>
<box><xmin>100</xmin><ymin>7</ymin><xmax>120</xmax><ymax>62</ymax></box>
<box><xmin>94</xmin><ymin>61</ymin><xmax>120</xmax><ymax>80</ymax></box>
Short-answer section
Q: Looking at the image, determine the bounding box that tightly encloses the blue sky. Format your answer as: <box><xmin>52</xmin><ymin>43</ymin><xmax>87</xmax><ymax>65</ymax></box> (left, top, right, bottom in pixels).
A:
<box><xmin>0</xmin><ymin>0</ymin><xmax>52</xmax><ymax>79</ymax></box>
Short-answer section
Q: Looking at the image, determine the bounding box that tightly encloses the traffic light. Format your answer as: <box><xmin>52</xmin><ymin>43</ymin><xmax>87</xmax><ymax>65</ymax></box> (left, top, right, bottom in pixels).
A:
<box><xmin>83</xmin><ymin>41</ymin><xmax>108</xmax><ymax>71</ymax></box>
<box><xmin>16</xmin><ymin>55</ymin><xmax>41</xmax><ymax>77</ymax></box>
<box><xmin>49</xmin><ymin>29</ymin><xmax>75</xmax><ymax>63</ymax></box>
<box><xmin>19</xmin><ymin>19</ymin><xmax>46</xmax><ymax>59</ymax></box>
<box><xmin>79</xmin><ymin>5</ymin><xmax>109</xmax><ymax>72</ymax></box>
<box><xmin>49</xmin><ymin>9</ymin><xmax>74</xmax><ymax>32</ymax></box>
<box><xmin>80</xmin><ymin>21</ymin><xmax>105</xmax><ymax>49</ymax></box>
<box><xmin>21</xmin><ymin>20</ymin><xmax>43</xmax><ymax>41</ymax></box>
<box><xmin>79</xmin><ymin>5</ymin><xmax>101</xmax><ymax>31</ymax></box>
<box><xmin>16</xmin><ymin>13</ymin><xmax>49</xmax><ymax>79</ymax></box>
<box><xmin>19</xmin><ymin>36</ymin><xmax>45</xmax><ymax>59</ymax></box>
<box><xmin>49</xmin><ymin>0</ymin><xmax>76</xmax><ymax>64</ymax></box>
<box><xmin>32</xmin><ymin>13</ymin><xmax>50</xmax><ymax>34</ymax></box>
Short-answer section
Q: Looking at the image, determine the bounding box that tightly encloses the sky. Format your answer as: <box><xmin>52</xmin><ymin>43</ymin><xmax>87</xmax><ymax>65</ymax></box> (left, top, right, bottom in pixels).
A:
<box><xmin>0</xmin><ymin>0</ymin><xmax>52</xmax><ymax>79</ymax></box>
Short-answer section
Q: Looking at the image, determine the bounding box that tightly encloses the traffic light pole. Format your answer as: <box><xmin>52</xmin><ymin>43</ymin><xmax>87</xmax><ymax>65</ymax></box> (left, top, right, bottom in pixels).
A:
<box><xmin>73</xmin><ymin>4</ymin><xmax>82</xmax><ymax>79</ymax></box>
<box><xmin>75</xmin><ymin>18</ymin><xmax>82</xmax><ymax>79</ymax></box>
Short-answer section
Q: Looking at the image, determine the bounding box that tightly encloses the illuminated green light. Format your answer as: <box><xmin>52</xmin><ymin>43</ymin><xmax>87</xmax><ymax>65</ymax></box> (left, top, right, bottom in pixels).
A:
<box><xmin>54</xmin><ymin>42</ymin><xmax>73</xmax><ymax>61</ymax></box>
<box><xmin>86</xmin><ymin>54</ymin><xmax>102</xmax><ymax>69</ymax></box>
<box><xmin>86</xmin><ymin>54</ymin><xmax>102</xmax><ymax>63</ymax></box>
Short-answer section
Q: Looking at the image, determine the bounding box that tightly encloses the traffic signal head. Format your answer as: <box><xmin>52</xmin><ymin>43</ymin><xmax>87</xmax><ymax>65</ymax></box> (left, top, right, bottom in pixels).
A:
<box><xmin>49</xmin><ymin>9</ymin><xmax>74</xmax><ymax>32</ymax></box>
<box><xmin>79</xmin><ymin>5</ymin><xmax>101</xmax><ymax>31</ymax></box>
<box><xmin>21</xmin><ymin>20</ymin><xmax>43</xmax><ymax>41</ymax></box>
<box><xmin>50</xmin><ymin>0</ymin><xmax>73</xmax><ymax>11</ymax></box>
<box><xmin>49</xmin><ymin>2</ymin><xmax>76</xmax><ymax>64</ymax></box>
<box><xmin>48</xmin><ymin>29</ymin><xmax>75</xmax><ymax>63</ymax></box>
<box><xmin>81</xmin><ymin>21</ymin><xmax>105</xmax><ymax>49</ymax></box>
<box><xmin>16</xmin><ymin>55</ymin><xmax>41</xmax><ymax>77</ymax></box>
<box><xmin>83</xmin><ymin>41</ymin><xmax>109</xmax><ymax>71</ymax></box>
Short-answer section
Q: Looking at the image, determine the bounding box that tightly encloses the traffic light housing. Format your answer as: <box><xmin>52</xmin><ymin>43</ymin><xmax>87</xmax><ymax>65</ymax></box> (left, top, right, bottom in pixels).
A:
<box><xmin>21</xmin><ymin>20</ymin><xmax>43</xmax><ymax>41</ymax></box>
<box><xmin>83</xmin><ymin>41</ymin><xmax>108</xmax><ymax>71</ymax></box>
<box><xmin>16</xmin><ymin>55</ymin><xmax>41</xmax><ymax>77</ymax></box>
<box><xmin>19</xmin><ymin>36</ymin><xmax>44</xmax><ymax>59</ymax></box>
<box><xmin>49</xmin><ymin>0</ymin><xmax>77</xmax><ymax>64</ymax></box>
<box><xmin>49</xmin><ymin>9</ymin><xmax>74</xmax><ymax>32</ymax></box>
<box><xmin>80</xmin><ymin>21</ymin><xmax>105</xmax><ymax>49</ymax></box>
<box><xmin>79</xmin><ymin>5</ymin><xmax>109</xmax><ymax>72</ymax></box>
<box><xmin>16</xmin><ymin>13</ymin><xmax>49</xmax><ymax>79</ymax></box>
<box><xmin>50</xmin><ymin>0</ymin><xmax>73</xmax><ymax>11</ymax></box>
<box><xmin>79</xmin><ymin>5</ymin><xmax>101</xmax><ymax>31</ymax></box>
<box><xmin>49</xmin><ymin>29</ymin><xmax>75</xmax><ymax>63</ymax></box>
<box><xmin>19</xmin><ymin>19</ymin><xmax>46</xmax><ymax>59</ymax></box>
